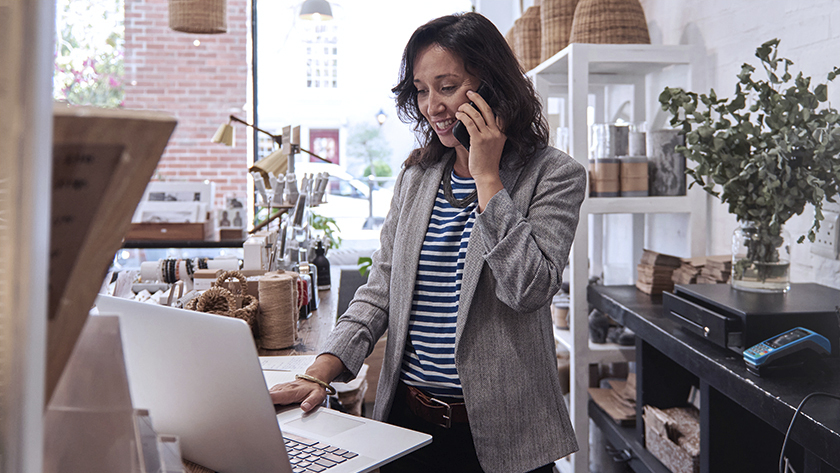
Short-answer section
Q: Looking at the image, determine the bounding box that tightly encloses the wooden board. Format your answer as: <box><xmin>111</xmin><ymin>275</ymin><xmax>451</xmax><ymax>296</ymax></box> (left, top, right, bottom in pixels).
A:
<box><xmin>125</xmin><ymin>222</ymin><xmax>207</xmax><ymax>241</ymax></box>
<box><xmin>47</xmin><ymin>103</ymin><xmax>176</xmax><ymax>404</ymax></box>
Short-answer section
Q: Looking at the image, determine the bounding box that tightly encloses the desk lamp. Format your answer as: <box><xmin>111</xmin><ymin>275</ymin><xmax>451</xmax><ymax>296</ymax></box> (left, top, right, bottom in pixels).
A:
<box><xmin>211</xmin><ymin>116</ymin><xmax>332</xmax><ymax>234</ymax></box>
<box><xmin>211</xmin><ymin>115</ymin><xmax>331</xmax><ymax>185</ymax></box>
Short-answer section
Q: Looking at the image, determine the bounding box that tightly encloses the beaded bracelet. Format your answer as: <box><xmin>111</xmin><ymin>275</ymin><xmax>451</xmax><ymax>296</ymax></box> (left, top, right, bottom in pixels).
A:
<box><xmin>185</xmin><ymin>258</ymin><xmax>194</xmax><ymax>277</ymax></box>
<box><xmin>166</xmin><ymin>258</ymin><xmax>177</xmax><ymax>284</ymax></box>
<box><xmin>295</xmin><ymin>374</ymin><xmax>336</xmax><ymax>395</ymax></box>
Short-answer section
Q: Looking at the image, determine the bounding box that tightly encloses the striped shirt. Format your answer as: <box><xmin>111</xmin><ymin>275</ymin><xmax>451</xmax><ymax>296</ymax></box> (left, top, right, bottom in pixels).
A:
<box><xmin>400</xmin><ymin>170</ymin><xmax>477</xmax><ymax>399</ymax></box>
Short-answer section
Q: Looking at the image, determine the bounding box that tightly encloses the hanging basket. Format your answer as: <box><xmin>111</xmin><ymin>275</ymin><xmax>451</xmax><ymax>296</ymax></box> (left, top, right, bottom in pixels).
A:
<box><xmin>169</xmin><ymin>0</ymin><xmax>227</xmax><ymax>35</ymax></box>
<box><xmin>540</xmin><ymin>0</ymin><xmax>579</xmax><ymax>62</ymax></box>
<box><xmin>569</xmin><ymin>0</ymin><xmax>650</xmax><ymax>45</ymax></box>
<box><xmin>513</xmin><ymin>6</ymin><xmax>542</xmax><ymax>72</ymax></box>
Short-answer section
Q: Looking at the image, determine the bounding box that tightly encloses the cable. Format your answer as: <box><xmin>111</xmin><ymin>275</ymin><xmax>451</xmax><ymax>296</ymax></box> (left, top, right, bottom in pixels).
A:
<box><xmin>778</xmin><ymin>392</ymin><xmax>840</xmax><ymax>473</ymax></box>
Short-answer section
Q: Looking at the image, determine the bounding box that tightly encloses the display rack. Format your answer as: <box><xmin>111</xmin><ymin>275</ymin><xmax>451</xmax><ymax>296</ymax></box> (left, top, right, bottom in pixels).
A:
<box><xmin>527</xmin><ymin>43</ymin><xmax>707</xmax><ymax>473</ymax></box>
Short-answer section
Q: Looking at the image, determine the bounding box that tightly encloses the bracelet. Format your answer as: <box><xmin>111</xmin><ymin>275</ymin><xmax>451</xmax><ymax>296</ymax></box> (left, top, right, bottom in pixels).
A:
<box><xmin>295</xmin><ymin>374</ymin><xmax>336</xmax><ymax>395</ymax></box>
<box><xmin>165</xmin><ymin>258</ymin><xmax>175</xmax><ymax>284</ymax></box>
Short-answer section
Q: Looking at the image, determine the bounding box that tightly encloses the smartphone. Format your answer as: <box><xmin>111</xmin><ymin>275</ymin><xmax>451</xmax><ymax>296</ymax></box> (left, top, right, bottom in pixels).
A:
<box><xmin>452</xmin><ymin>83</ymin><xmax>497</xmax><ymax>150</ymax></box>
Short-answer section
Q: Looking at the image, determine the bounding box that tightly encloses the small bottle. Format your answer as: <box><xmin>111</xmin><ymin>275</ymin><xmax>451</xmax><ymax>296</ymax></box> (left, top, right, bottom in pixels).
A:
<box><xmin>313</xmin><ymin>240</ymin><xmax>331</xmax><ymax>290</ymax></box>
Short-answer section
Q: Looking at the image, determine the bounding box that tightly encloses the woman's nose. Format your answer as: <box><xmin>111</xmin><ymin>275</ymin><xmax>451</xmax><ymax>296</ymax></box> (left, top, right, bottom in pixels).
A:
<box><xmin>426</xmin><ymin>91</ymin><xmax>445</xmax><ymax>116</ymax></box>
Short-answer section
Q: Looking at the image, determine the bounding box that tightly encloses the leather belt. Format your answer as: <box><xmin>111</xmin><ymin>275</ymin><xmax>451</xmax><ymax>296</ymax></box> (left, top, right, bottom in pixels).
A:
<box><xmin>404</xmin><ymin>384</ymin><xmax>468</xmax><ymax>428</ymax></box>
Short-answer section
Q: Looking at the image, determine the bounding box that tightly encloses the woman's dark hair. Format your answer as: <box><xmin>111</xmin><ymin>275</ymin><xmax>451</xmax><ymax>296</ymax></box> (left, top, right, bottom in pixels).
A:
<box><xmin>392</xmin><ymin>12</ymin><xmax>550</xmax><ymax>168</ymax></box>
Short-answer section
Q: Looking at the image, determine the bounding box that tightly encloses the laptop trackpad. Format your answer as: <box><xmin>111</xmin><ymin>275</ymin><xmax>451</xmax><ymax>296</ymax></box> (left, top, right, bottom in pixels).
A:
<box><xmin>283</xmin><ymin>409</ymin><xmax>364</xmax><ymax>437</ymax></box>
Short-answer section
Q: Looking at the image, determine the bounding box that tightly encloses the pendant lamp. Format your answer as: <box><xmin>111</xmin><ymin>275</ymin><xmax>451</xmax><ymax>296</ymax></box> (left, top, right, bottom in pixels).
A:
<box><xmin>169</xmin><ymin>0</ymin><xmax>227</xmax><ymax>34</ymax></box>
<box><xmin>299</xmin><ymin>0</ymin><xmax>333</xmax><ymax>21</ymax></box>
<box><xmin>569</xmin><ymin>0</ymin><xmax>650</xmax><ymax>45</ymax></box>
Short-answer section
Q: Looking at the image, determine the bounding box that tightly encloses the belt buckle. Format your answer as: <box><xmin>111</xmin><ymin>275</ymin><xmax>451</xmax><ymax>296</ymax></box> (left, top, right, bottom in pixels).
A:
<box><xmin>429</xmin><ymin>397</ymin><xmax>452</xmax><ymax>428</ymax></box>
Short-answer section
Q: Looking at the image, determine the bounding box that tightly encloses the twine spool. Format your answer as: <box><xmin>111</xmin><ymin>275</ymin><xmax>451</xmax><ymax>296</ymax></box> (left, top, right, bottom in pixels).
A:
<box><xmin>258</xmin><ymin>272</ymin><xmax>298</xmax><ymax>350</ymax></box>
<box><xmin>569</xmin><ymin>0</ymin><xmax>651</xmax><ymax>45</ymax></box>
<box><xmin>540</xmin><ymin>0</ymin><xmax>579</xmax><ymax>62</ymax></box>
<box><xmin>169</xmin><ymin>0</ymin><xmax>227</xmax><ymax>34</ymax></box>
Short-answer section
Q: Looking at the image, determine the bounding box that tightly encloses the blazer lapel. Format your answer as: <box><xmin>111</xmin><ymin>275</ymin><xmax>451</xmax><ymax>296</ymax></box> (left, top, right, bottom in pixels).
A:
<box><xmin>455</xmin><ymin>155</ymin><xmax>525</xmax><ymax>345</ymax></box>
<box><xmin>389</xmin><ymin>158</ymin><xmax>448</xmax><ymax>348</ymax></box>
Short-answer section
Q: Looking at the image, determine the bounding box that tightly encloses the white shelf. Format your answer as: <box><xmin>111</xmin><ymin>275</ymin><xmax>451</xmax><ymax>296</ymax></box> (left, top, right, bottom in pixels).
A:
<box><xmin>531</xmin><ymin>42</ymin><xmax>705</xmax><ymax>473</ymax></box>
<box><xmin>554</xmin><ymin>325</ymin><xmax>573</xmax><ymax>351</ymax></box>
<box><xmin>553</xmin><ymin>325</ymin><xmax>635</xmax><ymax>365</ymax></box>
<box><xmin>528</xmin><ymin>43</ymin><xmax>695</xmax><ymax>86</ymax></box>
<box><xmin>583</xmin><ymin>195</ymin><xmax>694</xmax><ymax>215</ymax></box>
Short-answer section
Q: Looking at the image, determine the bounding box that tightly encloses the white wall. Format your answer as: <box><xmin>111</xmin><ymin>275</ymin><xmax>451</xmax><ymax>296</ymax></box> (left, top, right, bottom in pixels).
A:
<box><xmin>639</xmin><ymin>0</ymin><xmax>840</xmax><ymax>289</ymax></box>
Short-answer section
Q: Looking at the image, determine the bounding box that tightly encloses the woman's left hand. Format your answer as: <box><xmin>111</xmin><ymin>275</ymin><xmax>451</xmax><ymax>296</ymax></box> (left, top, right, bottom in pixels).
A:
<box><xmin>456</xmin><ymin>89</ymin><xmax>507</xmax><ymax>179</ymax></box>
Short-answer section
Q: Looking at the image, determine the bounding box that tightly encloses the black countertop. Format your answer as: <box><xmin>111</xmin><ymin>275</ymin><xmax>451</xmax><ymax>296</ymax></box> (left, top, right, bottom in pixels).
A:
<box><xmin>588</xmin><ymin>284</ymin><xmax>840</xmax><ymax>468</ymax></box>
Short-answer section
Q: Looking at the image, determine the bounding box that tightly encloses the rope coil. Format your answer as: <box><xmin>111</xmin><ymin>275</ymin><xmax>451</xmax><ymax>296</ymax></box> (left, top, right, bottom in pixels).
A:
<box><xmin>185</xmin><ymin>270</ymin><xmax>260</xmax><ymax>337</ymax></box>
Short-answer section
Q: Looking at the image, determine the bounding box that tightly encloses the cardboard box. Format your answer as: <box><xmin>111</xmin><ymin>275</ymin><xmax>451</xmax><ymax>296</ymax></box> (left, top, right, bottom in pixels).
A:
<box><xmin>643</xmin><ymin>405</ymin><xmax>700</xmax><ymax>473</ymax></box>
<box><xmin>193</xmin><ymin>269</ymin><xmax>222</xmax><ymax>292</ymax></box>
<box><xmin>220</xmin><ymin>228</ymin><xmax>246</xmax><ymax>240</ymax></box>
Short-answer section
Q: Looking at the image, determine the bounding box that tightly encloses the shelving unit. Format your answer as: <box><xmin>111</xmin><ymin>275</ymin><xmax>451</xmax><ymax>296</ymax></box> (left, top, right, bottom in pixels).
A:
<box><xmin>527</xmin><ymin>43</ymin><xmax>707</xmax><ymax>473</ymax></box>
<box><xmin>588</xmin><ymin>284</ymin><xmax>840</xmax><ymax>472</ymax></box>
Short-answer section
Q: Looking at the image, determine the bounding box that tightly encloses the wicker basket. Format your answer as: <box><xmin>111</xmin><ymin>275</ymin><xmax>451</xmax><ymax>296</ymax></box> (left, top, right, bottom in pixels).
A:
<box><xmin>169</xmin><ymin>0</ymin><xmax>227</xmax><ymax>34</ymax></box>
<box><xmin>569</xmin><ymin>0</ymin><xmax>650</xmax><ymax>45</ymax></box>
<box><xmin>513</xmin><ymin>6</ymin><xmax>542</xmax><ymax>72</ymax></box>
<box><xmin>185</xmin><ymin>271</ymin><xmax>260</xmax><ymax>336</ymax></box>
<box><xmin>541</xmin><ymin>0</ymin><xmax>579</xmax><ymax>62</ymax></box>
<box><xmin>505</xmin><ymin>26</ymin><xmax>516</xmax><ymax>53</ymax></box>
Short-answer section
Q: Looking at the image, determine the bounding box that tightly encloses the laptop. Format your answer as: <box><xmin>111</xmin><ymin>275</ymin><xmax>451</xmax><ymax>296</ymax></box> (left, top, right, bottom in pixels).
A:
<box><xmin>93</xmin><ymin>294</ymin><xmax>431</xmax><ymax>473</ymax></box>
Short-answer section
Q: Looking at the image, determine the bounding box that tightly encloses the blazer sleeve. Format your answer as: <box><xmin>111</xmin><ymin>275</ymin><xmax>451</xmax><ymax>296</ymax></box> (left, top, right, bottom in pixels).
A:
<box><xmin>319</xmin><ymin>168</ymin><xmax>406</xmax><ymax>381</ymax></box>
<box><xmin>474</xmin><ymin>149</ymin><xmax>586</xmax><ymax>313</ymax></box>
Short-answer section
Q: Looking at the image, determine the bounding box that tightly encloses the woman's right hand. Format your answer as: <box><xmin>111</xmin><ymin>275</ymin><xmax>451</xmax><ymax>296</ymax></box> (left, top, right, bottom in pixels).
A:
<box><xmin>269</xmin><ymin>378</ymin><xmax>328</xmax><ymax>412</ymax></box>
<box><xmin>268</xmin><ymin>353</ymin><xmax>346</xmax><ymax>412</ymax></box>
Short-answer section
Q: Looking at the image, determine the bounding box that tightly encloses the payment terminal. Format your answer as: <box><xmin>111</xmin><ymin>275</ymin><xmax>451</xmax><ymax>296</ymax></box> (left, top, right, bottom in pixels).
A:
<box><xmin>743</xmin><ymin>327</ymin><xmax>831</xmax><ymax>376</ymax></box>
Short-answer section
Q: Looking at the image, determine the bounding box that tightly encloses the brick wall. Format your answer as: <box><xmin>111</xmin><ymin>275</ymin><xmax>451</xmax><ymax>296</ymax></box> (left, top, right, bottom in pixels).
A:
<box><xmin>123</xmin><ymin>0</ymin><xmax>249</xmax><ymax>210</ymax></box>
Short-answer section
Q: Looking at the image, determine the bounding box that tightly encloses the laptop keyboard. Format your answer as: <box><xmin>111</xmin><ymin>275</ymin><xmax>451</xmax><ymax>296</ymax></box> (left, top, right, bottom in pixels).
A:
<box><xmin>283</xmin><ymin>433</ymin><xmax>359</xmax><ymax>473</ymax></box>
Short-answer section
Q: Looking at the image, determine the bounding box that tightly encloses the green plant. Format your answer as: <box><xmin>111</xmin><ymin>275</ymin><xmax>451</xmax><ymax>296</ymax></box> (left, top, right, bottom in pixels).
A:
<box><xmin>347</xmin><ymin>122</ymin><xmax>392</xmax><ymax>175</ymax></box>
<box><xmin>363</xmin><ymin>160</ymin><xmax>393</xmax><ymax>179</ymax></box>
<box><xmin>310</xmin><ymin>212</ymin><xmax>341</xmax><ymax>250</ymax></box>
<box><xmin>358</xmin><ymin>256</ymin><xmax>372</xmax><ymax>276</ymax></box>
<box><xmin>660</xmin><ymin>39</ymin><xmax>840</xmax><ymax>279</ymax></box>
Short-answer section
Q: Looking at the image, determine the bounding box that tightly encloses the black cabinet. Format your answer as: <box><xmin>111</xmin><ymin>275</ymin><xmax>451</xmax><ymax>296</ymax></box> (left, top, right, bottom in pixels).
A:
<box><xmin>588</xmin><ymin>285</ymin><xmax>840</xmax><ymax>473</ymax></box>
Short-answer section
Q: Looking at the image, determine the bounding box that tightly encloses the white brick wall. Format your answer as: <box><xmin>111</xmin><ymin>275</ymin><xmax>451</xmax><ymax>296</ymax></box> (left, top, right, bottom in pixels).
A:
<box><xmin>640</xmin><ymin>0</ymin><xmax>840</xmax><ymax>289</ymax></box>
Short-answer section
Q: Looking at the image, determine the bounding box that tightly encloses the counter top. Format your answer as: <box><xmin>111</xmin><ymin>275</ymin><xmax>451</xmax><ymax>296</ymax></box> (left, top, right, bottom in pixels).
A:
<box><xmin>588</xmin><ymin>284</ymin><xmax>840</xmax><ymax>469</ymax></box>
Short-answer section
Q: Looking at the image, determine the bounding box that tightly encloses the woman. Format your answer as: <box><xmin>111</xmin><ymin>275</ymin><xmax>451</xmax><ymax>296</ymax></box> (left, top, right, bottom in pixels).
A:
<box><xmin>270</xmin><ymin>12</ymin><xmax>585</xmax><ymax>473</ymax></box>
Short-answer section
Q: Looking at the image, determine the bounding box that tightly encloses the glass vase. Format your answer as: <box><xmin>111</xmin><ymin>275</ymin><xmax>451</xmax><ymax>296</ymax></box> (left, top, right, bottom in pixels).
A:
<box><xmin>731</xmin><ymin>221</ymin><xmax>791</xmax><ymax>293</ymax></box>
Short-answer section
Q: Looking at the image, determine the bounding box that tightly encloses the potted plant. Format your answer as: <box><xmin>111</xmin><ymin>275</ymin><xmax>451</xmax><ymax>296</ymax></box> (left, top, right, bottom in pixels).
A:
<box><xmin>659</xmin><ymin>39</ymin><xmax>840</xmax><ymax>292</ymax></box>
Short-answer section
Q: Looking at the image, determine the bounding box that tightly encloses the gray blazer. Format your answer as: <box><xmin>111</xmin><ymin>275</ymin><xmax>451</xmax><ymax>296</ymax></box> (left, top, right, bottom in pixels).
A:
<box><xmin>323</xmin><ymin>145</ymin><xmax>586</xmax><ymax>473</ymax></box>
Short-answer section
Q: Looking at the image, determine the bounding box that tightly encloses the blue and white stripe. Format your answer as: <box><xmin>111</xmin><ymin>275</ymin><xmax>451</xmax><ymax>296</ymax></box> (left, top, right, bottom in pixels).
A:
<box><xmin>400</xmin><ymin>171</ymin><xmax>476</xmax><ymax>399</ymax></box>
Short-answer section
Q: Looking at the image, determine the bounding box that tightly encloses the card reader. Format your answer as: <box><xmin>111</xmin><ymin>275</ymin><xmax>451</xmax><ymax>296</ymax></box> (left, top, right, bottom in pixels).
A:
<box><xmin>743</xmin><ymin>327</ymin><xmax>831</xmax><ymax>376</ymax></box>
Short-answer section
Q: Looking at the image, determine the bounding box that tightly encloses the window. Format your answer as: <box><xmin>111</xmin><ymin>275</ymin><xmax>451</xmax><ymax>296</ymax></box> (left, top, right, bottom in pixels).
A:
<box><xmin>303</xmin><ymin>21</ymin><xmax>338</xmax><ymax>89</ymax></box>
